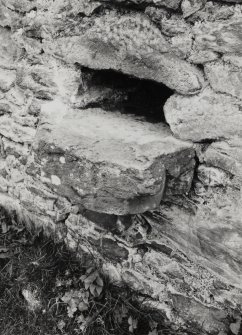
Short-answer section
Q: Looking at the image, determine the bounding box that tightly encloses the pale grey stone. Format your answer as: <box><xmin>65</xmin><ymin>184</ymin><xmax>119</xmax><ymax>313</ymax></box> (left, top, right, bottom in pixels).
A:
<box><xmin>193</xmin><ymin>18</ymin><xmax>242</xmax><ymax>54</ymax></box>
<box><xmin>164</xmin><ymin>86</ymin><xmax>242</xmax><ymax>141</ymax></box>
<box><xmin>205</xmin><ymin>60</ymin><xmax>242</xmax><ymax>100</ymax></box>
<box><xmin>181</xmin><ymin>0</ymin><xmax>207</xmax><ymax>18</ymax></box>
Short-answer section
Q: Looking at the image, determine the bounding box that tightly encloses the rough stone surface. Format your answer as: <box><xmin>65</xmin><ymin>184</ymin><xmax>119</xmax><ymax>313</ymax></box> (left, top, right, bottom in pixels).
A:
<box><xmin>0</xmin><ymin>0</ymin><xmax>242</xmax><ymax>334</ymax></box>
<box><xmin>164</xmin><ymin>86</ymin><xmax>242</xmax><ymax>141</ymax></box>
<box><xmin>31</xmin><ymin>100</ymin><xmax>194</xmax><ymax>215</ymax></box>
<box><xmin>198</xmin><ymin>138</ymin><xmax>242</xmax><ymax>180</ymax></box>
<box><xmin>181</xmin><ymin>0</ymin><xmax>207</xmax><ymax>18</ymax></box>
<box><xmin>0</xmin><ymin>68</ymin><xmax>16</xmax><ymax>92</ymax></box>
<box><xmin>205</xmin><ymin>60</ymin><xmax>242</xmax><ymax>100</ymax></box>
<box><xmin>193</xmin><ymin>18</ymin><xmax>242</xmax><ymax>54</ymax></box>
<box><xmin>45</xmin><ymin>12</ymin><xmax>204</xmax><ymax>95</ymax></box>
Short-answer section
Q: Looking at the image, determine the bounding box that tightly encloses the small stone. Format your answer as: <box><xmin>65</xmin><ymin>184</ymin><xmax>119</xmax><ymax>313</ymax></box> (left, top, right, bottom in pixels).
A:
<box><xmin>59</xmin><ymin>157</ymin><xmax>65</xmax><ymax>164</ymax></box>
<box><xmin>181</xmin><ymin>0</ymin><xmax>207</xmax><ymax>18</ymax></box>
<box><xmin>51</xmin><ymin>175</ymin><xmax>61</xmax><ymax>186</ymax></box>
<box><xmin>230</xmin><ymin>318</ymin><xmax>241</xmax><ymax>335</ymax></box>
<box><xmin>205</xmin><ymin>60</ymin><xmax>242</xmax><ymax>100</ymax></box>
<box><xmin>188</xmin><ymin>49</ymin><xmax>219</xmax><ymax>64</ymax></box>
<box><xmin>193</xmin><ymin>18</ymin><xmax>242</xmax><ymax>54</ymax></box>
<box><xmin>0</xmin><ymin>115</ymin><xmax>36</xmax><ymax>143</ymax></box>
<box><xmin>198</xmin><ymin>139</ymin><xmax>242</xmax><ymax>180</ymax></box>
<box><xmin>22</xmin><ymin>286</ymin><xmax>41</xmax><ymax>311</ymax></box>
<box><xmin>223</xmin><ymin>54</ymin><xmax>242</xmax><ymax>68</ymax></box>
<box><xmin>0</xmin><ymin>27</ymin><xmax>18</xmax><ymax>69</ymax></box>
<box><xmin>197</xmin><ymin>165</ymin><xmax>230</xmax><ymax>187</ymax></box>
<box><xmin>164</xmin><ymin>86</ymin><xmax>242</xmax><ymax>141</ymax></box>
<box><xmin>0</xmin><ymin>68</ymin><xmax>16</xmax><ymax>92</ymax></box>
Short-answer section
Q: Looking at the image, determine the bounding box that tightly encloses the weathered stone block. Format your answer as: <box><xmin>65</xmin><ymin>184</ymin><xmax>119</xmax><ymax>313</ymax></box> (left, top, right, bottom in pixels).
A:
<box><xmin>205</xmin><ymin>60</ymin><xmax>242</xmax><ymax>100</ymax></box>
<box><xmin>164</xmin><ymin>86</ymin><xmax>242</xmax><ymax>141</ymax></box>
<box><xmin>198</xmin><ymin>138</ymin><xmax>242</xmax><ymax>181</ymax></box>
<box><xmin>193</xmin><ymin>18</ymin><xmax>242</xmax><ymax>54</ymax></box>
<box><xmin>0</xmin><ymin>28</ymin><xmax>18</xmax><ymax>69</ymax></box>
<box><xmin>44</xmin><ymin>12</ymin><xmax>205</xmax><ymax>95</ymax></box>
<box><xmin>30</xmin><ymin>100</ymin><xmax>195</xmax><ymax>215</ymax></box>
<box><xmin>0</xmin><ymin>68</ymin><xmax>16</xmax><ymax>92</ymax></box>
<box><xmin>197</xmin><ymin>165</ymin><xmax>231</xmax><ymax>187</ymax></box>
<box><xmin>181</xmin><ymin>0</ymin><xmax>207</xmax><ymax>18</ymax></box>
<box><xmin>0</xmin><ymin>115</ymin><xmax>36</xmax><ymax>144</ymax></box>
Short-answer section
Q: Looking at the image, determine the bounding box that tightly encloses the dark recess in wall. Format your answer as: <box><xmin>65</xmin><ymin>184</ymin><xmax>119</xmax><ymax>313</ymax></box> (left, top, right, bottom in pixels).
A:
<box><xmin>79</xmin><ymin>67</ymin><xmax>173</xmax><ymax>123</ymax></box>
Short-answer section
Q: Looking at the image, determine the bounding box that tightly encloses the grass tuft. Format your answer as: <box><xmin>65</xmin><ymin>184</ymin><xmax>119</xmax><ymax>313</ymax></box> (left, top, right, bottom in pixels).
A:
<box><xmin>0</xmin><ymin>207</ymin><xmax>193</xmax><ymax>335</ymax></box>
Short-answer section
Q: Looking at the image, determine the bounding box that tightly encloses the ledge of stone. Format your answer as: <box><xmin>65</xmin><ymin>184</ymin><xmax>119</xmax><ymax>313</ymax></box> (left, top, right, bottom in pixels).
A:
<box><xmin>29</xmin><ymin>100</ymin><xmax>195</xmax><ymax>215</ymax></box>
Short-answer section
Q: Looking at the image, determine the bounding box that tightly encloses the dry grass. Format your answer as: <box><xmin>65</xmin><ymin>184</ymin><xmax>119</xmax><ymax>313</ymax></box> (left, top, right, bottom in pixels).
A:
<box><xmin>0</xmin><ymin>207</ymin><xmax>193</xmax><ymax>335</ymax></box>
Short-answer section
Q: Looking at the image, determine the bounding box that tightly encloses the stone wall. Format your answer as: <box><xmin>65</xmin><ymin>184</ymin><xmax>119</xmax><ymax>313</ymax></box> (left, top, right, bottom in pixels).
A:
<box><xmin>0</xmin><ymin>0</ymin><xmax>242</xmax><ymax>333</ymax></box>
